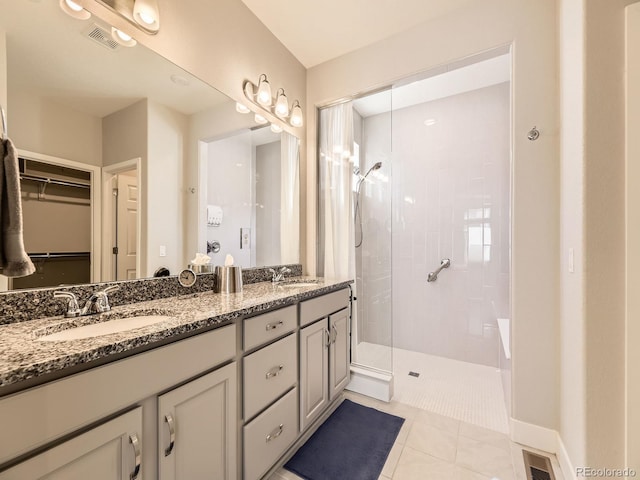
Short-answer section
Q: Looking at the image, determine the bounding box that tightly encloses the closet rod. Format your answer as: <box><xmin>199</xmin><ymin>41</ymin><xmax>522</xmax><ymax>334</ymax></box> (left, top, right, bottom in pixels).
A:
<box><xmin>29</xmin><ymin>252</ymin><xmax>91</xmax><ymax>260</ymax></box>
<box><xmin>20</xmin><ymin>174</ymin><xmax>90</xmax><ymax>189</ymax></box>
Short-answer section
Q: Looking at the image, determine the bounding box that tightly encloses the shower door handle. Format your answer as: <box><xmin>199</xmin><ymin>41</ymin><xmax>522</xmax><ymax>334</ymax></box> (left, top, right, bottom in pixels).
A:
<box><xmin>427</xmin><ymin>258</ymin><xmax>451</xmax><ymax>283</ymax></box>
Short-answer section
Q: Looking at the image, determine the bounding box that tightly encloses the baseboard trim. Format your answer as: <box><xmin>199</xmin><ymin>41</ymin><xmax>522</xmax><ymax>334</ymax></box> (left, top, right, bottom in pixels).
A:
<box><xmin>346</xmin><ymin>365</ymin><xmax>394</xmax><ymax>402</ymax></box>
<box><xmin>510</xmin><ymin>418</ymin><xmax>576</xmax><ymax>480</ymax></box>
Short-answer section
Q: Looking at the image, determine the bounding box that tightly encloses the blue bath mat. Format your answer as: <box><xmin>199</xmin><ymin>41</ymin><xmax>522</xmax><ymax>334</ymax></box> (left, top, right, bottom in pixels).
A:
<box><xmin>284</xmin><ymin>399</ymin><xmax>404</xmax><ymax>480</ymax></box>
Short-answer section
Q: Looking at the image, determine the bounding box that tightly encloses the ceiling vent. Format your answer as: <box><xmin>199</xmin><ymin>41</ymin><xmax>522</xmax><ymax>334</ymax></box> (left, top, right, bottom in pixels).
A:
<box><xmin>84</xmin><ymin>24</ymin><xmax>119</xmax><ymax>51</ymax></box>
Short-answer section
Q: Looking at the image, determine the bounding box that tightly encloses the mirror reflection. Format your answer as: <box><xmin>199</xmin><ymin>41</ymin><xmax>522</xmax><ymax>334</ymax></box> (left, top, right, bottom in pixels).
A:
<box><xmin>0</xmin><ymin>0</ymin><xmax>300</xmax><ymax>290</ymax></box>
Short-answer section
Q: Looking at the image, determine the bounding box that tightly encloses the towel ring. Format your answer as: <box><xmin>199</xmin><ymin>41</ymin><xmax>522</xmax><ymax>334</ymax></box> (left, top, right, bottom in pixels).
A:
<box><xmin>0</xmin><ymin>104</ymin><xmax>6</xmax><ymax>140</ymax></box>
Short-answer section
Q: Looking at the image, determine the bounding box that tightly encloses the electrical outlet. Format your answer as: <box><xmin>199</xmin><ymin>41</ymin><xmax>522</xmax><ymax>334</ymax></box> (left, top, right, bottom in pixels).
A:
<box><xmin>159</xmin><ymin>245</ymin><xmax>167</xmax><ymax>257</ymax></box>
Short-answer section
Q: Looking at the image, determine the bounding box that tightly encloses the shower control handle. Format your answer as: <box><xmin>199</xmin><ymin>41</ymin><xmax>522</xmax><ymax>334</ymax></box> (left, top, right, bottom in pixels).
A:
<box><xmin>427</xmin><ymin>258</ymin><xmax>451</xmax><ymax>283</ymax></box>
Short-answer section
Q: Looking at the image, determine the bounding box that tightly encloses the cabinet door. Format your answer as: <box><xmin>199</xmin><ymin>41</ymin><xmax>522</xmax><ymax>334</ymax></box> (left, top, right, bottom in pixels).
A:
<box><xmin>329</xmin><ymin>308</ymin><xmax>350</xmax><ymax>400</ymax></box>
<box><xmin>0</xmin><ymin>407</ymin><xmax>142</xmax><ymax>480</ymax></box>
<box><xmin>299</xmin><ymin>319</ymin><xmax>330</xmax><ymax>431</ymax></box>
<box><xmin>158</xmin><ymin>362</ymin><xmax>237</xmax><ymax>480</ymax></box>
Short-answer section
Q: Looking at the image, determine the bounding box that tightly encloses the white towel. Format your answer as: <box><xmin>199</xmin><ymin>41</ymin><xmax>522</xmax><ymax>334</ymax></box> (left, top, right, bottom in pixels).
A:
<box><xmin>0</xmin><ymin>138</ymin><xmax>35</xmax><ymax>277</ymax></box>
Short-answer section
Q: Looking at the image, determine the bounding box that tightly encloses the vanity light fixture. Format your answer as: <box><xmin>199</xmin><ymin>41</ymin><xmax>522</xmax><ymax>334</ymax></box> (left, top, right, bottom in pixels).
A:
<box><xmin>256</xmin><ymin>74</ymin><xmax>272</xmax><ymax>107</ymax></box>
<box><xmin>290</xmin><ymin>100</ymin><xmax>303</xmax><ymax>127</ymax></box>
<box><xmin>236</xmin><ymin>102</ymin><xmax>251</xmax><ymax>114</ymax></box>
<box><xmin>270</xmin><ymin>123</ymin><xmax>283</xmax><ymax>133</ymax></box>
<box><xmin>111</xmin><ymin>27</ymin><xmax>137</xmax><ymax>47</ymax></box>
<box><xmin>274</xmin><ymin>88</ymin><xmax>289</xmax><ymax>118</ymax></box>
<box><xmin>133</xmin><ymin>0</ymin><xmax>160</xmax><ymax>32</ymax></box>
<box><xmin>254</xmin><ymin>113</ymin><xmax>268</xmax><ymax>125</ymax></box>
<box><xmin>59</xmin><ymin>0</ymin><xmax>91</xmax><ymax>20</ymax></box>
<box><xmin>243</xmin><ymin>75</ymin><xmax>304</xmax><ymax>129</ymax></box>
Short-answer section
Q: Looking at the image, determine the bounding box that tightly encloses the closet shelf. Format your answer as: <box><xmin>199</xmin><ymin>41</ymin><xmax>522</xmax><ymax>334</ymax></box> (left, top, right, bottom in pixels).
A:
<box><xmin>20</xmin><ymin>174</ymin><xmax>90</xmax><ymax>189</ymax></box>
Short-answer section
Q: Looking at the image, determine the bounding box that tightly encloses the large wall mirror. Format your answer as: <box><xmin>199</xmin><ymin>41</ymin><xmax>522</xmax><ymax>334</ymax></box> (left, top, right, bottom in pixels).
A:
<box><xmin>0</xmin><ymin>0</ymin><xmax>300</xmax><ymax>290</ymax></box>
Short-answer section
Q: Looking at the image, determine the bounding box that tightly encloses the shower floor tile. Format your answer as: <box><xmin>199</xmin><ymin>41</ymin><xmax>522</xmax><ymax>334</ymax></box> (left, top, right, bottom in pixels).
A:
<box><xmin>355</xmin><ymin>342</ymin><xmax>510</xmax><ymax>433</ymax></box>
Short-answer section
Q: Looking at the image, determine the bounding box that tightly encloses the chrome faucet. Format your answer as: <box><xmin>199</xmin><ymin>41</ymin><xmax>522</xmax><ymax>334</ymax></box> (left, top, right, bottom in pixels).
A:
<box><xmin>269</xmin><ymin>267</ymin><xmax>291</xmax><ymax>283</ymax></box>
<box><xmin>54</xmin><ymin>285</ymin><xmax>120</xmax><ymax>317</ymax></box>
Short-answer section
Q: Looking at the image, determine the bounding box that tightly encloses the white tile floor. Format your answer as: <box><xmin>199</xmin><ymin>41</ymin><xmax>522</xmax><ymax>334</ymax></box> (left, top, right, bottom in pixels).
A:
<box><xmin>268</xmin><ymin>392</ymin><xmax>565</xmax><ymax>480</ymax></box>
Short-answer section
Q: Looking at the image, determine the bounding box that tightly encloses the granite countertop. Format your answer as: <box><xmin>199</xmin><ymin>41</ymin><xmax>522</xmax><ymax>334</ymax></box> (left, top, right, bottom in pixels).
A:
<box><xmin>0</xmin><ymin>277</ymin><xmax>352</xmax><ymax>393</ymax></box>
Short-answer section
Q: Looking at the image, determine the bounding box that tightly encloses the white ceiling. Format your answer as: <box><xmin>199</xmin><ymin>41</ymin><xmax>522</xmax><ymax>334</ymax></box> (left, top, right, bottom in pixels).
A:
<box><xmin>240</xmin><ymin>0</ymin><xmax>477</xmax><ymax>67</ymax></box>
<box><xmin>353</xmin><ymin>53</ymin><xmax>511</xmax><ymax>118</ymax></box>
<box><xmin>1</xmin><ymin>0</ymin><xmax>229</xmax><ymax>118</ymax></box>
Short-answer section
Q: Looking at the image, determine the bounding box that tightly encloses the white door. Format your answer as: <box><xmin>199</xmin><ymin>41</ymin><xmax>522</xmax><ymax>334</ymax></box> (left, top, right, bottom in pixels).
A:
<box><xmin>329</xmin><ymin>308</ymin><xmax>351</xmax><ymax>400</ymax></box>
<box><xmin>116</xmin><ymin>173</ymin><xmax>138</xmax><ymax>280</ymax></box>
<box><xmin>158</xmin><ymin>363</ymin><xmax>237</xmax><ymax>480</ymax></box>
<box><xmin>0</xmin><ymin>408</ymin><xmax>142</xmax><ymax>480</ymax></box>
<box><xmin>299</xmin><ymin>319</ymin><xmax>329</xmax><ymax>431</ymax></box>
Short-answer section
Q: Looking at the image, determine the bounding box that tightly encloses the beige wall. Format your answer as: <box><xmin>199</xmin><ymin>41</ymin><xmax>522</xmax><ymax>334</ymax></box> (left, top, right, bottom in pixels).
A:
<box><xmin>308</xmin><ymin>0</ymin><xmax>560</xmax><ymax>433</ymax></box>
<box><xmin>146</xmin><ymin>101</ymin><xmax>188</xmax><ymax>277</ymax></box>
<box><xmin>8</xmin><ymin>89</ymin><xmax>102</xmax><ymax>166</ymax></box>
<box><xmin>0</xmin><ymin>31</ymin><xmax>6</xmax><ymax>135</ymax></box>
<box><xmin>626</xmin><ymin>3</ymin><xmax>640</xmax><ymax>471</ymax></box>
<box><xmin>559</xmin><ymin>0</ymin><xmax>587</xmax><ymax>469</ymax></box>
<box><xmin>583</xmin><ymin>0</ymin><xmax>631</xmax><ymax>468</ymax></box>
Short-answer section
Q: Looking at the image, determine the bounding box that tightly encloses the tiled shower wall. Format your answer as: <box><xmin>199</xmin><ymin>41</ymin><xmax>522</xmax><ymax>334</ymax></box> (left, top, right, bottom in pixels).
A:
<box><xmin>361</xmin><ymin>82</ymin><xmax>510</xmax><ymax>368</ymax></box>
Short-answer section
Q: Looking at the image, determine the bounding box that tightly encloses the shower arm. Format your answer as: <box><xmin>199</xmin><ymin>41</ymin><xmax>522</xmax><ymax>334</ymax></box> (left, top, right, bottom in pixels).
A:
<box><xmin>427</xmin><ymin>258</ymin><xmax>451</xmax><ymax>283</ymax></box>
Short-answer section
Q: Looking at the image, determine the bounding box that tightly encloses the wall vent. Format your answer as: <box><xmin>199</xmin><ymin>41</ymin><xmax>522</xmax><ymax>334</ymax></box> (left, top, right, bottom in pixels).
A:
<box><xmin>523</xmin><ymin>450</ymin><xmax>556</xmax><ymax>480</ymax></box>
<box><xmin>84</xmin><ymin>24</ymin><xmax>119</xmax><ymax>51</ymax></box>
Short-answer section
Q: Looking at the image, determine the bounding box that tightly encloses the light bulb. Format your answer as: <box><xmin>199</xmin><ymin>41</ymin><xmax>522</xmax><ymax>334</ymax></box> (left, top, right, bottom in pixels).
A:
<box><xmin>275</xmin><ymin>89</ymin><xmax>289</xmax><ymax>118</ymax></box>
<box><xmin>111</xmin><ymin>27</ymin><xmax>137</xmax><ymax>47</ymax></box>
<box><xmin>65</xmin><ymin>0</ymin><xmax>83</xmax><ymax>11</ymax></box>
<box><xmin>256</xmin><ymin>75</ymin><xmax>272</xmax><ymax>107</ymax></box>
<box><xmin>290</xmin><ymin>101</ymin><xmax>303</xmax><ymax>127</ymax></box>
<box><xmin>270</xmin><ymin>123</ymin><xmax>283</xmax><ymax>133</ymax></box>
<box><xmin>236</xmin><ymin>103</ymin><xmax>250</xmax><ymax>114</ymax></box>
<box><xmin>133</xmin><ymin>0</ymin><xmax>160</xmax><ymax>32</ymax></box>
<box><xmin>254</xmin><ymin>114</ymin><xmax>268</xmax><ymax>125</ymax></box>
<box><xmin>59</xmin><ymin>0</ymin><xmax>91</xmax><ymax>19</ymax></box>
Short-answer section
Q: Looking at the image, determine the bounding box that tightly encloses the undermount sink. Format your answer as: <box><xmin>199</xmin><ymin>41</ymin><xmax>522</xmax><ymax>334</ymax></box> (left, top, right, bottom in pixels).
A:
<box><xmin>36</xmin><ymin>315</ymin><xmax>173</xmax><ymax>342</ymax></box>
<box><xmin>278</xmin><ymin>282</ymin><xmax>320</xmax><ymax>288</ymax></box>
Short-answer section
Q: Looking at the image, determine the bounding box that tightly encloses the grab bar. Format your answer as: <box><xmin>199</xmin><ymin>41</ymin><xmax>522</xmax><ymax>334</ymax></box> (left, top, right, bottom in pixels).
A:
<box><xmin>427</xmin><ymin>258</ymin><xmax>450</xmax><ymax>283</ymax></box>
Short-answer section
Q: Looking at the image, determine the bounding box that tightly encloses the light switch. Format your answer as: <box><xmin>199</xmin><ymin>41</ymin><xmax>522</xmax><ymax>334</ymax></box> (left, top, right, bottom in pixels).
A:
<box><xmin>568</xmin><ymin>247</ymin><xmax>574</xmax><ymax>273</ymax></box>
<box><xmin>159</xmin><ymin>245</ymin><xmax>167</xmax><ymax>257</ymax></box>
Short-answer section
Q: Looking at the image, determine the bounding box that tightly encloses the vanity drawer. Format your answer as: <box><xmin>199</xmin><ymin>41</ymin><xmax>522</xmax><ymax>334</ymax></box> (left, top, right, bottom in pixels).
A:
<box><xmin>243</xmin><ymin>387</ymin><xmax>298</xmax><ymax>480</ymax></box>
<box><xmin>244</xmin><ymin>333</ymin><xmax>297</xmax><ymax>420</ymax></box>
<box><xmin>244</xmin><ymin>305</ymin><xmax>296</xmax><ymax>351</ymax></box>
<box><xmin>300</xmin><ymin>288</ymin><xmax>350</xmax><ymax>327</ymax></box>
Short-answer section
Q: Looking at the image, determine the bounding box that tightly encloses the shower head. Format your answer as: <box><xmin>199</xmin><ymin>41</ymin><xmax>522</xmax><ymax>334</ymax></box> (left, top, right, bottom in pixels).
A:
<box><xmin>362</xmin><ymin>161</ymin><xmax>383</xmax><ymax>179</ymax></box>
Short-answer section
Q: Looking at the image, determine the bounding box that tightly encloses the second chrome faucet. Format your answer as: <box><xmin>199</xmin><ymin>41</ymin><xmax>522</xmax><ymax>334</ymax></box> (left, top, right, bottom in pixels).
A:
<box><xmin>54</xmin><ymin>285</ymin><xmax>120</xmax><ymax>318</ymax></box>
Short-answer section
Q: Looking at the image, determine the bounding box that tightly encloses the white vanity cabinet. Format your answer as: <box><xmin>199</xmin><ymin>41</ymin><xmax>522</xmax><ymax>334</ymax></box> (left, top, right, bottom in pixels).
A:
<box><xmin>299</xmin><ymin>289</ymin><xmax>351</xmax><ymax>431</ymax></box>
<box><xmin>0</xmin><ymin>324</ymin><xmax>237</xmax><ymax>479</ymax></box>
<box><xmin>0</xmin><ymin>407</ymin><xmax>142</xmax><ymax>480</ymax></box>
<box><xmin>242</xmin><ymin>306</ymin><xmax>299</xmax><ymax>480</ymax></box>
<box><xmin>158</xmin><ymin>362</ymin><xmax>237</xmax><ymax>480</ymax></box>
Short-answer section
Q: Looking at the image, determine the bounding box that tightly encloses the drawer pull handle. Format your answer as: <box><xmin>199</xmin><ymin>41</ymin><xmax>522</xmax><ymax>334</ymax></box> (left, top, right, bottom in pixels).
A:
<box><xmin>164</xmin><ymin>414</ymin><xmax>176</xmax><ymax>457</ymax></box>
<box><xmin>266</xmin><ymin>424</ymin><xmax>284</xmax><ymax>442</ymax></box>
<box><xmin>331</xmin><ymin>324</ymin><xmax>338</xmax><ymax>344</ymax></box>
<box><xmin>266</xmin><ymin>321</ymin><xmax>284</xmax><ymax>331</ymax></box>
<box><xmin>129</xmin><ymin>433</ymin><xmax>141</xmax><ymax>480</ymax></box>
<box><xmin>266</xmin><ymin>365</ymin><xmax>284</xmax><ymax>379</ymax></box>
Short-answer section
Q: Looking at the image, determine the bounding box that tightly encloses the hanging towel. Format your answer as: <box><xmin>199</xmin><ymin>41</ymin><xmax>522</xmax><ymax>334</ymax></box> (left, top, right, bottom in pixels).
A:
<box><xmin>0</xmin><ymin>138</ymin><xmax>35</xmax><ymax>277</ymax></box>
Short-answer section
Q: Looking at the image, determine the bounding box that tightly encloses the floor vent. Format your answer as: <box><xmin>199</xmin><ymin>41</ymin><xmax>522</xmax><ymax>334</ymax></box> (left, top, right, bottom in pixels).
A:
<box><xmin>408</xmin><ymin>371</ymin><xmax>420</xmax><ymax>377</ymax></box>
<box><xmin>523</xmin><ymin>450</ymin><xmax>555</xmax><ymax>480</ymax></box>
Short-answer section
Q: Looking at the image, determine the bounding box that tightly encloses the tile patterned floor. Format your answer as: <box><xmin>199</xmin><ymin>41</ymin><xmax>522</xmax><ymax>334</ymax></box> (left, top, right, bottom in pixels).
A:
<box><xmin>268</xmin><ymin>392</ymin><xmax>565</xmax><ymax>480</ymax></box>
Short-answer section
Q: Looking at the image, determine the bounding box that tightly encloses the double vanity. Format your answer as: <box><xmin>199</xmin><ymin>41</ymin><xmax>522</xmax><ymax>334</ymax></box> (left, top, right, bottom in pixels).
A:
<box><xmin>0</xmin><ymin>272</ymin><xmax>352</xmax><ymax>480</ymax></box>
